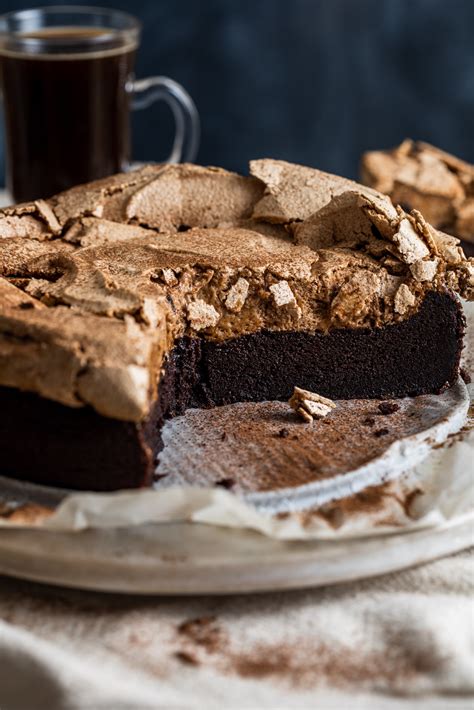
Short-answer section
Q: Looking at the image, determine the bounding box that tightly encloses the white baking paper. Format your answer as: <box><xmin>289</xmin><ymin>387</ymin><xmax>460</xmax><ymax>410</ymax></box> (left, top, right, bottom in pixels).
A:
<box><xmin>0</xmin><ymin>301</ymin><xmax>472</xmax><ymax>541</ymax></box>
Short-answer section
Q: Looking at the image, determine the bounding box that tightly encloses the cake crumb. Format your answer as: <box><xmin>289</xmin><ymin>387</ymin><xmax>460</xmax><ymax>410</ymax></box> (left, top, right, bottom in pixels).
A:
<box><xmin>378</xmin><ymin>401</ymin><xmax>400</xmax><ymax>415</ymax></box>
<box><xmin>289</xmin><ymin>386</ymin><xmax>336</xmax><ymax>422</ymax></box>
<box><xmin>278</xmin><ymin>427</ymin><xmax>290</xmax><ymax>438</ymax></box>
<box><xmin>215</xmin><ymin>478</ymin><xmax>235</xmax><ymax>489</ymax></box>
<box><xmin>363</xmin><ymin>416</ymin><xmax>376</xmax><ymax>426</ymax></box>
<box><xmin>153</xmin><ymin>472</ymin><xmax>169</xmax><ymax>482</ymax></box>
<box><xmin>374</xmin><ymin>428</ymin><xmax>390</xmax><ymax>437</ymax></box>
<box><xmin>174</xmin><ymin>650</ymin><xmax>199</xmax><ymax>666</ymax></box>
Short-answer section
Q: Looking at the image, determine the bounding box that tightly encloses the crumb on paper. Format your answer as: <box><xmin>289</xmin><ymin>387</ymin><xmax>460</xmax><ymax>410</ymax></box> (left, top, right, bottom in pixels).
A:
<box><xmin>174</xmin><ymin>650</ymin><xmax>199</xmax><ymax>666</ymax></box>
<box><xmin>153</xmin><ymin>472</ymin><xmax>169</xmax><ymax>482</ymax></box>
<box><xmin>288</xmin><ymin>386</ymin><xmax>336</xmax><ymax>422</ymax></box>
<box><xmin>377</xmin><ymin>401</ymin><xmax>400</xmax><ymax>415</ymax></box>
<box><xmin>215</xmin><ymin>478</ymin><xmax>235</xmax><ymax>490</ymax></box>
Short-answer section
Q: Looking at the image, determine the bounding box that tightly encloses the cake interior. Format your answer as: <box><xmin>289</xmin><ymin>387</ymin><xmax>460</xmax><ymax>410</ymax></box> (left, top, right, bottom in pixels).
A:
<box><xmin>0</xmin><ymin>290</ymin><xmax>464</xmax><ymax>491</ymax></box>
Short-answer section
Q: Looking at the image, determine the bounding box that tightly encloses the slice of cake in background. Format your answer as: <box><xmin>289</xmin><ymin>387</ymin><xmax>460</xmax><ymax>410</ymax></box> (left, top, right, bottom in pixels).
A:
<box><xmin>0</xmin><ymin>160</ymin><xmax>472</xmax><ymax>490</ymax></box>
<box><xmin>360</xmin><ymin>140</ymin><xmax>474</xmax><ymax>255</ymax></box>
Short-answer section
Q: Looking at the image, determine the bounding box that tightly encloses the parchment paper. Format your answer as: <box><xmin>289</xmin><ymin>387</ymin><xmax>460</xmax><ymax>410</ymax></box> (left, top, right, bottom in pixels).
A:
<box><xmin>0</xmin><ymin>302</ymin><xmax>472</xmax><ymax>541</ymax></box>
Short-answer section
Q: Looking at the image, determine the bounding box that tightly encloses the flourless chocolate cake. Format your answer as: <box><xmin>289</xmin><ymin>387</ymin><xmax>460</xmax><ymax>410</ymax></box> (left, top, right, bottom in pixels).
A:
<box><xmin>361</xmin><ymin>140</ymin><xmax>474</xmax><ymax>254</ymax></box>
<box><xmin>0</xmin><ymin>160</ymin><xmax>473</xmax><ymax>490</ymax></box>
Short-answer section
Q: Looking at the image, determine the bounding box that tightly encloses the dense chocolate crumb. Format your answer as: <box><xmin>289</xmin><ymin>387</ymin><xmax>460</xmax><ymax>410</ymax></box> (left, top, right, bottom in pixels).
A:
<box><xmin>378</xmin><ymin>402</ymin><xmax>400</xmax><ymax>415</ymax></box>
<box><xmin>0</xmin><ymin>291</ymin><xmax>464</xmax><ymax>491</ymax></box>
<box><xmin>460</xmin><ymin>367</ymin><xmax>472</xmax><ymax>384</ymax></box>
<box><xmin>278</xmin><ymin>428</ymin><xmax>290</xmax><ymax>438</ymax></box>
<box><xmin>363</xmin><ymin>416</ymin><xmax>376</xmax><ymax>426</ymax></box>
<box><xmin>202</xmin><ymin>293</ymin><xmax>464</xmax><ymax>407</ymax></box>
<box><xmin>374</xmin><ymin>428</ymin><xmax>390</xmax><ymax>437</ymax></box>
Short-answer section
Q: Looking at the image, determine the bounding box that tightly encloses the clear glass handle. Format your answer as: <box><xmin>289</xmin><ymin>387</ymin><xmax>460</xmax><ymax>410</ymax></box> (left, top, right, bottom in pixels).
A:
<box><xmin>130</xmin><ymin>76</ymin><xmax>200</xmax><ymax>163</ymax></box>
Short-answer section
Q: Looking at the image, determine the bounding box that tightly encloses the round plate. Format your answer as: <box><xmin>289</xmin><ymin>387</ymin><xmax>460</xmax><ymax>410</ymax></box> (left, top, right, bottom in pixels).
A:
<box><xmin>0</xmin><ymin>514</ymin><xmax>471</xmax><ymax>594</ymax></box>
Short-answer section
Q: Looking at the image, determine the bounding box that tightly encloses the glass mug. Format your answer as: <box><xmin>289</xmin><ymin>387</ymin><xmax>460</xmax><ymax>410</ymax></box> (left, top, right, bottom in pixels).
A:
<box><xmin>0</xmin><ymin>6</ymin><xmax>200</xmax><ymax>203</ymax></box>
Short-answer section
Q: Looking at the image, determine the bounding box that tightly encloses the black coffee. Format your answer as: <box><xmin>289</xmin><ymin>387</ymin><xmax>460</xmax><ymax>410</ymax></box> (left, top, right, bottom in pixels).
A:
<box><xmin>0</xmin><ymin>27</ymin><xmax>136</xmax><ymax>202</ymax></box>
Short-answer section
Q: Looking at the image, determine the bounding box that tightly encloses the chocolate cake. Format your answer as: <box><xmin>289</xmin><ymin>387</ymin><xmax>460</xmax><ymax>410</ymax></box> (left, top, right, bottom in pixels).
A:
<box><xmin>361</xmin><ymin>140</ymin><xmax>474</xmax><ymax>253</ymax></box>
<box><xmin>0</xmin><ymin>160</ymin><xmax>472</xmax><ymax>490</ymax></box>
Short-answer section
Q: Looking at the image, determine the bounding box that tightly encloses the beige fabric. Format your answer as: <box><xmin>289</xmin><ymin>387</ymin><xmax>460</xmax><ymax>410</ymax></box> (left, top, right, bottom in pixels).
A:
<box><xmin>0</xmin><ymin>550</ymin><xmax>472</xmax><ymax>710</ymax></box>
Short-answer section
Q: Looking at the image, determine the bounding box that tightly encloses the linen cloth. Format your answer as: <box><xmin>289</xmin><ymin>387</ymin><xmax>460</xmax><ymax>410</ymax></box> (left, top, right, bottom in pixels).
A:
<box><xmin>0</xmin><ymin>548</ymin><xmax>472</xmax><ymax>710</ymax></box>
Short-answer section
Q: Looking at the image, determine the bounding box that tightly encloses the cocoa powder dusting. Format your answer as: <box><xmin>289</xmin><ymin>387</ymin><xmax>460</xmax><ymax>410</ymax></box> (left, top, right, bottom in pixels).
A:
<box><xmin>177</xmin><ymin>616</ymin><xmax>225</xmax><ymax>654</ymax></box>
<box><xmin>433</xmin><ymin>412</ymin><xmax>473</xmax><ymax>449</ymax></box>
<box><xmin>156</xmin><ymin>394</ymin><xmax>453</xmax><ymax>493</ymax></box>
<box><xmin>402</xmin><ymin>487</ymin><xmax>424</xmax><ymax>516</ymax></box>
<box><xmin>206</xmin><ymin>636</ymin><xmax>447</xmax><ymax>691</ymax></box>
<box><xmin>316</xmin><ymin>483</ymin><xmax>396</xmax><ymax>518</ymax></box>
<box><xmin>0</xmin><ymin>502</ymin><xmax>54</xmax><ymax>525</ymax></box>
<box><xmin>296</xmin><ymin>479</ymin><xmax>420</xmax><ymax>529</ymax></box>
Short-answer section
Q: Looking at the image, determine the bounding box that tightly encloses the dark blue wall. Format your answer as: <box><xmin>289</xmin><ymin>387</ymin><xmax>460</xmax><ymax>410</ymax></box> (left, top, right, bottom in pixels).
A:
<box><xmin>1</xmin><ymin>0</ymin><xmax>474</xmax><ymax>182</ymax></box>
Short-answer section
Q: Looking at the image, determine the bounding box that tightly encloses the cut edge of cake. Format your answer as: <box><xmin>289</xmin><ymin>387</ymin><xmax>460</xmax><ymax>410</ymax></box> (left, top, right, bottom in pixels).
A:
<box><xmin>0</xmin><ymin>159</ymin><xmax>472</xmax><ymax>489</ymax></box>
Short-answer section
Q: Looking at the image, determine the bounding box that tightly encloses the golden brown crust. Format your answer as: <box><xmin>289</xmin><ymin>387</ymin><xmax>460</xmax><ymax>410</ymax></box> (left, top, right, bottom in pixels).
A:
<box><xmin>0</xmin><ymin>160</ymin><xmax>472</xmax><ymax>422</ymax></box>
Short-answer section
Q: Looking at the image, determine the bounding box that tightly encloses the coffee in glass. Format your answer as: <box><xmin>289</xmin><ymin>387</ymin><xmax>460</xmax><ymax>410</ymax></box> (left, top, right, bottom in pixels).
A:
<box><xmin>0</xmin><ymin>7</ymin><xmax>199</xmax><ymax>202</ymax></box>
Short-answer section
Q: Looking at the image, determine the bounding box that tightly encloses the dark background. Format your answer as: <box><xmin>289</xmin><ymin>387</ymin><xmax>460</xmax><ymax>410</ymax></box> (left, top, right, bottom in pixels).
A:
<box><xmin>1</xmin><ymin>0</ymin><xmax>474</xmax><ymax>183</ymax></box>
